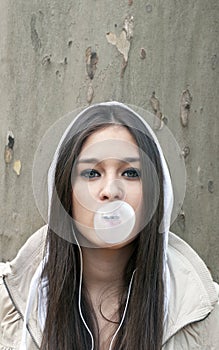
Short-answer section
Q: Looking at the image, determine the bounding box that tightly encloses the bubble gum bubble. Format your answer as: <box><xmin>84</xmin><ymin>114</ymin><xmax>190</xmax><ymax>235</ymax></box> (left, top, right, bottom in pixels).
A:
<box><xmin>94</xmin><ymin>201</ymin><xmax>135</xmax><ymax>244</ymax></box>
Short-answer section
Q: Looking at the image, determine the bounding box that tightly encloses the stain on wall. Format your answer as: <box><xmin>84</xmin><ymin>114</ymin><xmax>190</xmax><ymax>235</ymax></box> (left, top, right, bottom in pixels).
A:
<box><xmin>106</xmin><ymin>15</ymin><xmax>134</xmax><ymax>77</ymax></box>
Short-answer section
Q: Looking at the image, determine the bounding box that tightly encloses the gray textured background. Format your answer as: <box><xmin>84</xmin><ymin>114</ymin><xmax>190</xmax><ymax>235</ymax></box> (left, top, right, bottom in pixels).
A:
<box><xmin>0</xmin><ymin>1</ymin><xmax>218</xmax><ymax>281</ymax></box>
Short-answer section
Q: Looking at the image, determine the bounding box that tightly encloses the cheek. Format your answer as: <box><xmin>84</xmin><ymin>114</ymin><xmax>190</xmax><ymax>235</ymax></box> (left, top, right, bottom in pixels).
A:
<box><xmin>72</xmin><ymin>180</ymin><xmax>96</xmax><ymax>209</ymax></box>
<box><xmin>71</xmin><ymin>181</ymin><xmax>99</xmax><ymax>225</ymax></box>
<box><xmin>126</xmin><ymin>183</ymin><xmax>144</xmax><ymax>231</ymax></box>
<box><xmin>126</xmin><ymin>182</ymin><xmax>143</xmax><ymax>209</ymax></box>
<box><xmin>72</xmin><ymin>192</ymin><xmax>94</xmax><ymax>230</ymax></box>
<box><xmin>72</xmin><ymin>180</ymin><xmax>85</xmax><ymax>219</ymax></box>
<box><xmin>72</xmin><ymin>191</ymin><xmax>79</xmax><ymax>218</ymax></box>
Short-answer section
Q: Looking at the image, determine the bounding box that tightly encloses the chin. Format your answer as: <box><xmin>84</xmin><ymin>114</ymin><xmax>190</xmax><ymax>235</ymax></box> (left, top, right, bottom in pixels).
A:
<box><xmin>73</xmin><ymin>221</ymin><xmax>139</xmax><ymax>249</ymax></box>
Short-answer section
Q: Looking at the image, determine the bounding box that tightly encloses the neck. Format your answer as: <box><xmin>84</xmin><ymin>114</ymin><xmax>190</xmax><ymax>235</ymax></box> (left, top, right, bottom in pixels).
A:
<box><xmin>81</xmin><ymin>242</ymin><xmax>135</xmax><ymax>293</ymax></box>
<box><xmin>80</xmin><ymin>242</ymin><xmax>136</xmax><ymax>346</ymax></box>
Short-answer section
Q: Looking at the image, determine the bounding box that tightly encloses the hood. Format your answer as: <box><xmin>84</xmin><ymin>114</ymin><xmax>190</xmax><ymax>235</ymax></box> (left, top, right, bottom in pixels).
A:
<box><xmin>45</xmin><ymin>101</ymin><xmax>175</xmax><ymax>328</ymax></box>
<box><xmin>21</xmin><ymin>101</ymin><xmax>187</xmax><ymax>349</ymax></box>
<box><xmin>47</xmin><ymin>101</ymin><xmax>174</xmax><ymax>238</ymax></box>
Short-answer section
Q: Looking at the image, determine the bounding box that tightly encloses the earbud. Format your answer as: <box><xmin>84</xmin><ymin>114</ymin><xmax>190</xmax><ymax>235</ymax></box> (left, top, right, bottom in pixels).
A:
<box><xmin>94</xmin><ymin>200</ymin><xmax>136</xmax><ymax>244</ymax></box>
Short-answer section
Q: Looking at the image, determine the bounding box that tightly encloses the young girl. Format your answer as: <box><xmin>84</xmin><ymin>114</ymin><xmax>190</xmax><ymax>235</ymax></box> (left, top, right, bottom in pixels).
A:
<box><xmin>0</xmin><ymin>102</ymin><xmax>218</xmax><ymax>350</ymax></box>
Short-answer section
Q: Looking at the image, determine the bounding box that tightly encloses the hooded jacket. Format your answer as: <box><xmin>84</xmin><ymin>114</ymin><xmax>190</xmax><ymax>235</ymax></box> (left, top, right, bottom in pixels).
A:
<box><xmin>1</xmin><ymin>102</ymin><xmax>219</xmax><ymax>349</ymax></box>
<box><xmin>0</xmin><ymin>225</ymin><xmax>219</xmax><ymax>349</ymax></box>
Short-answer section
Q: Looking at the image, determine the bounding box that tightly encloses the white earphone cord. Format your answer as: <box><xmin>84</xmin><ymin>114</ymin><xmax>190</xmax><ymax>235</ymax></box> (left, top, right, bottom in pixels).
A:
<box><xmin>72</xmin><ymin>225</ymin><xmax>136</xmax><ymax>350</ymax></box>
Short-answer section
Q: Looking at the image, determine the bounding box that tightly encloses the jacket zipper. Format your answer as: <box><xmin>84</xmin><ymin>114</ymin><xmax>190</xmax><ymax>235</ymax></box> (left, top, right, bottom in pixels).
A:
<box><xmin>3</xmin><ymin>276</ymin><xmax>40</xmax><ymax>349</ymax></box>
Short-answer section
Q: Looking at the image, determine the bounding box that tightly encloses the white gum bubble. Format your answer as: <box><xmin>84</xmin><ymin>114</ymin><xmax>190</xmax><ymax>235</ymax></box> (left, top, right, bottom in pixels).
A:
<box><xmin>94</xmin><ymin>200</ymin><xmax>136</xmax><ymax>244</ymax></box>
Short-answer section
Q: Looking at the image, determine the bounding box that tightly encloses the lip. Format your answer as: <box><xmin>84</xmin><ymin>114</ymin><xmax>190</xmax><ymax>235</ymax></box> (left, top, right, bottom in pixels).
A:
<box><xmin>102</xmin><ymin>215</ymin><xmax>120</xmax><ymax>220</ymax></box>
<box><xmin>101</xmin><ymin>214</ymin><xmax>121</xmax><ymax>227</ymax></box>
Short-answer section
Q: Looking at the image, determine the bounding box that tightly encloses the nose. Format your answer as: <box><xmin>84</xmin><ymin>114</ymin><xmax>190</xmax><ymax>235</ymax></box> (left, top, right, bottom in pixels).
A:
<box><xmin>99</xmin><ymin>179</ymin><xmax>125</xmax><ymax>201</ymax></box>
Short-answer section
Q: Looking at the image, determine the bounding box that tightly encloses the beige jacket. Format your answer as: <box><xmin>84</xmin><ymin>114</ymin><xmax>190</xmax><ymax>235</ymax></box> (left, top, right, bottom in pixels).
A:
<box><xmin>0</xmin><ymin>225</ymin><xmax>219</xmax><ymax>349</ymax></box>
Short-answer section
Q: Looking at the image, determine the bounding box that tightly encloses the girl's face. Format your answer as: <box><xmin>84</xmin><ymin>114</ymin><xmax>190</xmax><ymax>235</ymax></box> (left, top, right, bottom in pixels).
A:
<box><xmin>72</xmin><ymin>125</ymin><xmax>143</xmax><ymax>248</ymax></box>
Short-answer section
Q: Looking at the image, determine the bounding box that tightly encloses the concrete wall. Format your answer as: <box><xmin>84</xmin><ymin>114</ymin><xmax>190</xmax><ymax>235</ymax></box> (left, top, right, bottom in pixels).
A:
<box><xmin>0</xmin><ymin>0</ymin><xmax>218</xmax><ymax>281</ymax></box>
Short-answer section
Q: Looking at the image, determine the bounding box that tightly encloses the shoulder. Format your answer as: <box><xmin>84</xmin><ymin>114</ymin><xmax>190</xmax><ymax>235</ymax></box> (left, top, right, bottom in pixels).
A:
<box><xmin>0</xmin><ymin>224</ymin><xmax>48</xmax><ymax>302</ymax></box>
<box><xmin>164</xmin><ymin>232</ymin><xmax>219</xmax><ymax>348</ymax></box>
<box><xmin>0</xmin><ymin>269</ymin><xmax>22</xmax><ymax>349</ymax></box>
<box><xmin>202</xmin><ymin>283</ymin><xmax>219</xmax><ymax>342</ymax></box>
<box><xmin>0</xmin><ymin>225</ymin><xmax>47</xmax><ymax>349</ymax></box>
<box><xmin>165</xmin><ymin>287</ymin><xmax>219</xmax><ymax>349</ymax></box>
<box><xmin>0</xmin><ymin>225</ymin><xmax>47</xmax><ymax>278</ymax></box>
<box><xmin>168</xmin><ymin>231</ymin><xmax>217</xmax><ymax>306</ymax></box>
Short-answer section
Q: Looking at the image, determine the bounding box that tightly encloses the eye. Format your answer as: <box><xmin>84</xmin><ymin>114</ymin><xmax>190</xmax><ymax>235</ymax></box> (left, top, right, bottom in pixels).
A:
<box><xmin>80</xmin><ymin>169</ymin><xmax>101</xmax><ymax>179</ymax></box>
<box><xmin>122</xmin><ymin>168</ymin><xmax>141</xmax><ymax>178</ymax></box>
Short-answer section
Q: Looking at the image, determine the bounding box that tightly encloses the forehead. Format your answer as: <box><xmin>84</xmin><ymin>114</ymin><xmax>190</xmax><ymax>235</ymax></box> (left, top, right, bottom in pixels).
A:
<box><xmin>79</xmin><ymin>125</ymin><xmax>139</xmax><ymax>160</ymax></box>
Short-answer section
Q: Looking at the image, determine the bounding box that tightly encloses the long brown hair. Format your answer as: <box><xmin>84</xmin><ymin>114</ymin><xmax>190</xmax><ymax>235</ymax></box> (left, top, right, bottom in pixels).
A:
<box><xmin>40</xmin><ymin>104</ymin><xmax>165</xmax><ymax>349</ymax></box>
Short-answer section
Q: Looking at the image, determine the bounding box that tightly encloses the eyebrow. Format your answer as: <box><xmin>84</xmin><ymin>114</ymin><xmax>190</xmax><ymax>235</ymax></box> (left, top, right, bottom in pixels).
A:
<box><xmin>77</xmin><ymin>157</ymin><xmax>140</xmax><ymax>164</ymax></box>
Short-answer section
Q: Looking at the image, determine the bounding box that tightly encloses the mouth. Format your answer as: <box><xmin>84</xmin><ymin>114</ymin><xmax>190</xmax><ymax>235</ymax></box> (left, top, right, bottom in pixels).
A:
<box><xmin>101</xmin><ymin>214</ymin><xmax>121</xmax><ymax>227</ymax></box>
<box><xmin>102</xmin><ymin>215</ymin><xmax>120</xmax><ymax>220</ymax></box>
